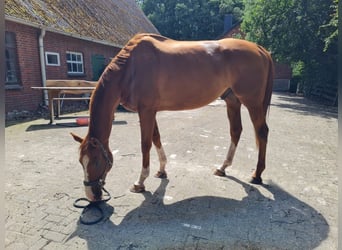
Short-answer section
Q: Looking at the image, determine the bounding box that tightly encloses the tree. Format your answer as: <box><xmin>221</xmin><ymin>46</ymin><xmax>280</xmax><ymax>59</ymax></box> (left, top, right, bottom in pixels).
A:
<box><xmin>319</xmin><ymin>0</ymin><xmax>338</xmax><ymax>53</ymax></box>
<box><xmin>242</xmin><ymin>0</ymin><xmax>337</xmax><ymax>100</ymax></box>
<box><xmin>141</xmin><ymin>0</ymin><xmax>244</xmax><ymax>40</ymax></box>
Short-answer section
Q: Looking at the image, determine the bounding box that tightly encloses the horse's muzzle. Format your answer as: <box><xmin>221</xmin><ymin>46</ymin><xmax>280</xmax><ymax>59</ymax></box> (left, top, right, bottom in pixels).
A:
<box><xmin>83</xmin><ymin>179</ymin><xmax>105</xmax><ymax>202</ymax></box>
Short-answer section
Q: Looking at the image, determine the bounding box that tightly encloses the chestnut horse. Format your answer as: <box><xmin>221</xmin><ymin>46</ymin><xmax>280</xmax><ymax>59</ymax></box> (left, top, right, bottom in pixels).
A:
<box><xmin>71</xmin><ymin>33</ymin><xmax>274</xmax><ymax>202</ymax></box>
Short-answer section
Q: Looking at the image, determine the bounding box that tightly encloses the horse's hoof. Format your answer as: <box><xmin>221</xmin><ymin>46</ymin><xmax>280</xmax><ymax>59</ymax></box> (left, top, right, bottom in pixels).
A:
<box><xmin>154</xmin><ymin>171</ymin><xmax>167</xmax><ymax>179</ymax></box>
<box><xmin>130</xmin><ymin>184</ymin><xmax>145</xmax><ymax>193</ymax></box>
<box><xmin>250</xmin><ymin>176</ymin><xmax>263</xmax><ymax>185</ymax></box>
<box><xmin>214</xmin><ymin>169</ymin><xmax>226</xmax><ymax>177</ymax></box>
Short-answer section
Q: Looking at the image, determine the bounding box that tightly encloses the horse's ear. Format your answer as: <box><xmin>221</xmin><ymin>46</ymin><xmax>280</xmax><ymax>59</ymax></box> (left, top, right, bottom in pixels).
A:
<box><xmin>70</xmin><ymin>132</ymin><xmax>83</xmax><ymax>144</ymax></box>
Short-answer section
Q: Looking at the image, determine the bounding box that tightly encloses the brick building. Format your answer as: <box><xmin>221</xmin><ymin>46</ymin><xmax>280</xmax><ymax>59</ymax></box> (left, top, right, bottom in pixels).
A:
<box><xmin>4</xmin><ymin>0</ymin><xmax>159</xmax><ymax>114</ymax></box>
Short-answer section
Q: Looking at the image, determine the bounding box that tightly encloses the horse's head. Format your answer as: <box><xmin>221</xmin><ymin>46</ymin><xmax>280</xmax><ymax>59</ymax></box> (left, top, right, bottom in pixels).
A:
<box><xmin>71</xmin><ymin>133</ymin><xmax>113</xmax><ymax>202</ymax></box>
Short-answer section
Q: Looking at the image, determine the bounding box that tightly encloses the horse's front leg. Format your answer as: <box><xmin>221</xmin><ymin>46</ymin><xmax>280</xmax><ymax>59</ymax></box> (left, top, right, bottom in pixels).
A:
<box><xmin>130</xmin><ymin>110</ymin><xmax>156</xmax><ymax>193</ymax></box>
<box><xmin>153</xmin><ymin>120</ymin><xmax>167</xmax><ymax>179</ymax></box>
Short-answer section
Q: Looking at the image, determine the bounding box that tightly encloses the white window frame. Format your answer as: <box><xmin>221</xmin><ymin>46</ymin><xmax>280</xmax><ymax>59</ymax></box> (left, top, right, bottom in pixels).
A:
<box><xmin>45</xmin><ymin>52</ymin><xmax>60</xmax><ymax>66</ymax></box>
<box><xmin>66</xmin><ymin>51</ymin><xmax>84</xmax><ymax>75</ymax></box>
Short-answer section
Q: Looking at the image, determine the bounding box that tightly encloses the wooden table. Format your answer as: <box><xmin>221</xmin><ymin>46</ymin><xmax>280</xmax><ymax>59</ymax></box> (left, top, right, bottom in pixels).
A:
<box><xmin>32</xmin><ymin>80</ymin><xmax>97</xmax><ymax>123</ymax></box>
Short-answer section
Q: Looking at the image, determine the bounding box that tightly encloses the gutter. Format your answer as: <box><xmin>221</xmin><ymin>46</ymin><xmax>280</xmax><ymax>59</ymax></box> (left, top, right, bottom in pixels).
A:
<box><xmin>38</xmin><ymin>28</ymin><xmax>48</xmax><ymax>106</ymax></box>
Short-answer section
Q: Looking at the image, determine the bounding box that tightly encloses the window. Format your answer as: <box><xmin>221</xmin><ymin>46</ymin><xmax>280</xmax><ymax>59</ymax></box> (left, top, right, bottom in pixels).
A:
<box><xmin>5</xmin><ymin>32</ymin><xmax>21</xmax><ymax>87</ymax></box>
<box><xmin>45</xmin><ymin>52</ymin><xmax>60</xmax><ymax>66</ymax></box>
<box><xmin>66</xmin><ymin>51</ymin><xmax>84</xmax><ymax>75</ymax></box>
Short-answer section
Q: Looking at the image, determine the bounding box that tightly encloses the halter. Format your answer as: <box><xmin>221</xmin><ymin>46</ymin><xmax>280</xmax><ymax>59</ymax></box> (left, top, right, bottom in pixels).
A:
<box><xmin>83</xmin><ymin>137</ymin><xmax>113</xmax><ymax>189</ymax></box>
<box><xmin>74</xmin><ymin>137</ymin><xmax>113</xmax><ymax>225</ymax></box>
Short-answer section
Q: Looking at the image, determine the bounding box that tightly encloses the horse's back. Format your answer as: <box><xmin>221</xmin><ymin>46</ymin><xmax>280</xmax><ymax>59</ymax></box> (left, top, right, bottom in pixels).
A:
<box><xmin>134</xmin><ymin>34</ymin><xmax>266</xmax><ymax>56</ymax></box>
<box><xmin>133</xmin><ymin>34</ymin><xmax>271</xmax><ymax>75</ymax></box>
<box><xmin>121</xmin><ymin>34</ymin><xmax>273</xmax><ymax>111</ymax></box>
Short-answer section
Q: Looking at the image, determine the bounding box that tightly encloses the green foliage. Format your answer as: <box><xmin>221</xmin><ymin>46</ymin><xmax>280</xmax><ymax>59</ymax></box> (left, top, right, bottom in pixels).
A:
<box><xmin>135</xmin><ymin>0</ymin><xmax>143</xmax><ymax>7</ymax></box>
<box><xmin>139</xmin><ymin>0</ymin><xmax>337</xmax><ymax>103</ymax></box>
<box><xmin>141</xmin><ymin>0</ymin><xmax>244</xmax><ymax>40</ymax></box>
<box><xmin>242</xmin><ymin>0</ymin><xmax>337</xmax><ymax>100</ymax></box>
<box><xmin>320</xmin><ymin>0</ymin><xmax>338</xmax><ymax>52</ymax></box>
<box><xmin>291</xmin><ymin>61</ymin><xmax>305</xmax><ymax>78</ymax></box>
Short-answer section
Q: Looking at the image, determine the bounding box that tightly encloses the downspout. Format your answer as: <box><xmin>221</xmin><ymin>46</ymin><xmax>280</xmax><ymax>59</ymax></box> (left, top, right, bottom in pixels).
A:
<box><xmin>39</xmin><ymin>28</ymin><xmax>48</xmax><ymax>106</ymax></box>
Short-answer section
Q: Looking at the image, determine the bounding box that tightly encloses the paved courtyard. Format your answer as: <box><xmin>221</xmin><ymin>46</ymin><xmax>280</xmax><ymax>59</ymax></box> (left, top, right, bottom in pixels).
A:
<box><xmin>5</xmin><ymin>93</ymin><xmax>338</xmax><ymax>249</ymax></box>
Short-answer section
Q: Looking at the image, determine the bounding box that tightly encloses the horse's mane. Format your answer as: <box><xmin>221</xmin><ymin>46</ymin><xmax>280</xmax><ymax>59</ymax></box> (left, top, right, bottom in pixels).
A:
<box><xmin>87</xmin><ymin>33</ymin><xmax>169</xmax><ymax>138</ymax></box>
<box><xmin>113</xmin><ymin>33</ymin><xmax>169</xmax><ymax>66</ymax></box>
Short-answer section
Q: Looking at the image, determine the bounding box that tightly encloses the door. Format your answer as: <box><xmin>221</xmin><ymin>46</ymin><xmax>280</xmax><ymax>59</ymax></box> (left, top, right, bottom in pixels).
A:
<box><xmin>91</xmin><ymin>54</ymin><xmax>105</xmax><ymax>81</ymax></box>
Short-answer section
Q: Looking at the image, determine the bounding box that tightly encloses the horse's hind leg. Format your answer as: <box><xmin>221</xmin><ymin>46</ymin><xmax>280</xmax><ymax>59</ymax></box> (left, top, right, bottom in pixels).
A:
<box><xmin>247</xmin><ymin>105</ymin><xmax>269</xmax><ymax>184</ymax></box>
<box><xmin>214</xmin><ymin>92</ymin><xmax>242</xmax><ymax>177</ymax></box>
<box><xmin>152</xmin><ymin>120</ymin><xmax>168</xmax><ymax>179</ymax></box>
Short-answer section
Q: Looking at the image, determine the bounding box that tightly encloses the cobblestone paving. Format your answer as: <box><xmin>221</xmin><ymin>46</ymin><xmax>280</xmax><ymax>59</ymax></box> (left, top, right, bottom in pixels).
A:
<box><xmin>5</xmin><ymin>93</ymin><xmax>337</xmax><ymax>249</ymax></box>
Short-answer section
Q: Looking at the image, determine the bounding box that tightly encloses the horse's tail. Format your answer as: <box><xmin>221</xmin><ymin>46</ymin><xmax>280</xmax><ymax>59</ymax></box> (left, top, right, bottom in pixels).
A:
<box><xmin>263</xmin><ymin>51</ymin><xmax>274</xmax><ymax>117</ymax></box>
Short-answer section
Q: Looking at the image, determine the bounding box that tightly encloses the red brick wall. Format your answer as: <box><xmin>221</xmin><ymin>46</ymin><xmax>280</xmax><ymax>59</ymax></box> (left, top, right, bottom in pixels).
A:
<box><xmin>5</xmin><ymin>20</ymin><xmax>121</xmax><ymax>113</ymax></box>
<box><xmin>43</xmin><ymin>31</ymin><xmax>120</xmax><ymax>80</ymax></box>
<box><xmin>274</xmin><ymin>62</ymin><xmax>292</xmax><ymax>79</ymax></box>
<box><xmin>5</xmin><ymin>21</ymin><xmax>42</xmax><ymax>113</ymax></box>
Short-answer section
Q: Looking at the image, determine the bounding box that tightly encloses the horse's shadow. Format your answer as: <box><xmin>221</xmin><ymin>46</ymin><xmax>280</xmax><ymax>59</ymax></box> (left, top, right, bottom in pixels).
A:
<box><xmin>67</xmin><ymin>177</ymin><xmax>329</xmax><ymax>249</ymax></box>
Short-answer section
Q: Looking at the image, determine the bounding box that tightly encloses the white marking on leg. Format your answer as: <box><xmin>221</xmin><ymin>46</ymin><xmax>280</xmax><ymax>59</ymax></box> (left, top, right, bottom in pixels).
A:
<box><xmin>156</xmin><ymin>146</ymin><xmax>167</xmax><ymax>173</ymax></box>
<box><xmin>135</xmin><ymin>167</ymin><xmax>150</xmax><ymax>186</ymax></box>
<box><xmin>218</xmin><ymin>142</ymin><xmax>236</xmax><ymax>172</ymax></box>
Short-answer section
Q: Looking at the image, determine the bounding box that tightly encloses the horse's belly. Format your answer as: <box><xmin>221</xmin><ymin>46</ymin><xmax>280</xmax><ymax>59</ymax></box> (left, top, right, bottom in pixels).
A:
<box><xmin>158</xmin><ymin>85</ymin><xmax>225</xmax><ymax>111</ymax></box>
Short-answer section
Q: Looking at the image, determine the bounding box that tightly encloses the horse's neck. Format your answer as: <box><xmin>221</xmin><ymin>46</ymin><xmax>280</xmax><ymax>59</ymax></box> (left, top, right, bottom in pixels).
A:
<box><xmin>88</xmin><ymin>71</ymin><xmax>121</xmax><ymax>143</ymax></box>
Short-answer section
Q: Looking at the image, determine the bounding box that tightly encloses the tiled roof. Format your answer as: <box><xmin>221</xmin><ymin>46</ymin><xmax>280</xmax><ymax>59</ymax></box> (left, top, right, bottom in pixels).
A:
<box><xmin>5</xmin><ymin>0</ymin><xmax>159</xmax><ymax>47</ymax></box>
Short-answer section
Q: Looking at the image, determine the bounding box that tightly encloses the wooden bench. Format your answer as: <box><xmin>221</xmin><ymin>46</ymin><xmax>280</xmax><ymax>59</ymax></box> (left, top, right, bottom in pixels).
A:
<box><xmin>32</xmin><ymin>80</ymin><xmax>97</xmax><ymax>124</ymax></box>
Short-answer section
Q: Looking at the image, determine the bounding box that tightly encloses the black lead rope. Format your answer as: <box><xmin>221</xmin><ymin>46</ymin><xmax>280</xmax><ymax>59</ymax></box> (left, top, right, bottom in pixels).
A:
<box><xmin>73</xmin><ymin>187</ymin><xmax>111</xmax><ymax>225</ymax></box>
